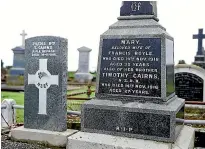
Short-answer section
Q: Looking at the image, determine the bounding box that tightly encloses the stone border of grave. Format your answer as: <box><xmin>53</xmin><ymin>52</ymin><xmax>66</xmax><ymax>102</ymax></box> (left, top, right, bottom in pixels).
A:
<box><xmin>175</xmin><ymin>64</ymin><xmax>205</xmax><ymax>102</ymax></box>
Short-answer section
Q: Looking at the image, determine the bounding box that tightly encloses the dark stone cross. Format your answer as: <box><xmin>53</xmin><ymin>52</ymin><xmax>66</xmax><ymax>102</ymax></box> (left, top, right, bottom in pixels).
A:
<box><xmin>193</xmin><ymin>29</ymin><xmax>205</xmax><ymax>55</ymax></box>
<box><xmin>120</xmin><ymin>1</ymin><xmax>155</xmax><ymax>16</ymax></box>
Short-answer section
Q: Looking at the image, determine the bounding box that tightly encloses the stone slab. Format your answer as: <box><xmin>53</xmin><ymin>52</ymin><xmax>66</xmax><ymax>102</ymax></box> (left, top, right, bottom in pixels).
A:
<box><xmin>81</xmin><ymin>97</ymin><xmax>185</xmax><ymax>142</ymax></box>
<box><xmin>24</xmin><ymin>36</ymin><xmax>68</xmax><ymax>131</ymax></box>
<box><xmin>11</xmin><ymin>126</ymin><xmax>78</xmax><ymax>147</ymax></box>
<box><xmin>67</xmin><ymin>126</ymin><xmax>195</xmax><ymax>149</ymax></box>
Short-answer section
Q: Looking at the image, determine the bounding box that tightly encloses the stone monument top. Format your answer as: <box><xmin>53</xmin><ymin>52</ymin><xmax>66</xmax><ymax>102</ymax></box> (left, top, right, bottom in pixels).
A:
<box><xmin>20</xmin><ymin>30</ymin><xmax>27</xmax><ymax>48</ymax></box>
<box><xmin>120</xmin><ymin>1</ymin><xmax>157</xmax><ymax>18</ymax></box>
<box><xmin>78</xmin><ymin>46</ymin><xmax>92</xmax><ymax>52</ymax></box>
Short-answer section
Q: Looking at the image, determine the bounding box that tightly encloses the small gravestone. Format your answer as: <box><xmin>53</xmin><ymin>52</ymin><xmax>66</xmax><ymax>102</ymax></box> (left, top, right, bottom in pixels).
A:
<box><xmin>77</xmin><ymin>1</ymin><xmax>185</xmax><ymax>145</ymax></box>
<box><xmin>24</xmin><ymin>36</ymin><xmax>68</xmax><ymax>131</ymax></box>
<box><xmin>75</xmin><ymin>46</ymin><xmax>93</xmax><ymax>83</ymax></box>
<box><xmin>175</xmin><ymin>64</ymin><xmax>205</xmax><ymax>102</ymax></box>
<box><xmin>11</xmin><ymin>36</ymin><xmax>78</xmax><ymax>147</ymax></box>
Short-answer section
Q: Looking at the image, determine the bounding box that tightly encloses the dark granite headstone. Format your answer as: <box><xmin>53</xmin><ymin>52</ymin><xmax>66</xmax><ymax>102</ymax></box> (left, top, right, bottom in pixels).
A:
<box><xmin>175</xmin><ymin>72</ymin><xmax>203</xmax><ymax>101</ymax></box>
<box><xmin>81</xmin><ymin>1</ymin><xmax>184</xmax><ymax>143</ymax></box>
<box><xmin>24</xmin><ymin>36</ymin><xmax>68</xmax><ymax>131</ymax></box>
<box><xmin>120</xmin><ymin>1</ymin><xmax>156</xmax><ymax>16</ymax></box>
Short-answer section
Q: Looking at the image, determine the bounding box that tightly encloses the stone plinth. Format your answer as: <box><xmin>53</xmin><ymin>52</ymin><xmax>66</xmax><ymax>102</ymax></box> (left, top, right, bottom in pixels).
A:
<box><xmin>11</xmin><ymin>126</ymin><xmax>78</xmax><ymax>148</ymax></box>
<box><xmin>67</xmin><ymin>126</ymin><xmax>195</xmax><ymax>149</ymax></box>
<box><xmin>81</xmin><ymin>97</ymin><xmax>184</xmax><ymax>142</ymax></box>
<box><xmin>75</xmin><ymin>46</ymin><xmax>93</xmax><ymax>83</ymax></box>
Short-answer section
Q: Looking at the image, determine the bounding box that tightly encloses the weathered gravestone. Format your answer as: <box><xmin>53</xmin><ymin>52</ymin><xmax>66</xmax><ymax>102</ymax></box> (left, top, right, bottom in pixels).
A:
<box><xmin>77</xmin><ymin>1</ymin><xmax>185</xmax><ymax>144</ymax></box>
<box><xmin>11</xmin><ymin>36</ymin><xmax>77</xmax><ymax>147</ymax></box>
<box><xmin>24</xmin><ymin>36</ymin><xmax>68</xmax><ymax>131</ymax></box>
<box><xmin>7</xmin><ymin>30</ymin><xmax>27</xmax><ymax>86</ymax></box>
<box><xmin>75</xmin><ymin>46</ymin><xmax>93</xmax><ymax>83</ymax></box>
<box><xmin>175</xmin><ymin>64</ymin><xmax>205</xmax><ymax>102</ymax></box>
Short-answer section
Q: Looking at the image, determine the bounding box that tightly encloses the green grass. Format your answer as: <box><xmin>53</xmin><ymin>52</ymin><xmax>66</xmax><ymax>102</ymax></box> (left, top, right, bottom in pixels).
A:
<box><xmin>1</xmin><ymin>92</ymin><xmax>24</xmax><ymax>123</ymax></box>
<box><xmin>68</xmin><ymin>71</ymin><xmax>75</xmax><ymax>78</ymax></box>
<box><xmin>68</xmin><ymin>71</ymin><xmax>96</xmax><ymax>78</ymax></box>
<box><xmin>1</xmin><ymin>91</ymin><xmax>88</xmax><ymax>123</ymax></box>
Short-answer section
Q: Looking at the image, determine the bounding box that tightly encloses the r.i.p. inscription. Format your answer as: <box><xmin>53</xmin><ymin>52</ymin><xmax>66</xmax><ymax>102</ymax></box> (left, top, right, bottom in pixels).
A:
<box><xmin>99</xmin><ymin>38</ymin><xmax>161</xmax><ymax>97</ymax></box>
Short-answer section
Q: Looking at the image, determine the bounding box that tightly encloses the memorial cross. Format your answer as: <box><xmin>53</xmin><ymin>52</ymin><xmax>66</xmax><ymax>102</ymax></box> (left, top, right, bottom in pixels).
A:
<box><xmin>20</xmin><ymin>30</ymin><xmax>27</xmax><ymax>48</ymax></box>
<box><xmin>193</xmin><ymin>28</ymin><xmax>205</xmax><ymax>55</ymax></box>
<box><xmin>28</xmin><ymin>59</ymin><xmax>59</xmax><ymax>115</ymax></box>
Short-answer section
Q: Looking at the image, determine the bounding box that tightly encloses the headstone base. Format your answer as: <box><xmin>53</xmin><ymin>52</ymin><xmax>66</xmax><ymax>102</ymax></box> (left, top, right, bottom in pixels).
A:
<box><xmin>75</xmin><ymin>73</ymin><xmax>93</xmax><ymax>83</ymax></box>
<box><xmin>67</xmin><ymin>126</ymin><xmax>195</xmax><ymax>149</ymax></box>
<box><xmin>81</xmin><ymin>97</ymin><xmax>185</xmax><ymax>142</ymax></box>
<box><xmin>11</xmin><ymin>126</ymin><xmax>78</xmax><ymax>147</ymax></box>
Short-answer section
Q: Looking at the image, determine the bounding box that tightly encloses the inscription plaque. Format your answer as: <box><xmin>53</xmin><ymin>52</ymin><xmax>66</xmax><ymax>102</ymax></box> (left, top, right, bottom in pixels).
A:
<box><xmin>175</xmin><ymin>72</ymin><xmax>203</xmax><ymax>101</ymax></box>
<box><xmin>98</xmin><ymin>38</ymin><xmax>161</xmax><ymax>97</ymax></box>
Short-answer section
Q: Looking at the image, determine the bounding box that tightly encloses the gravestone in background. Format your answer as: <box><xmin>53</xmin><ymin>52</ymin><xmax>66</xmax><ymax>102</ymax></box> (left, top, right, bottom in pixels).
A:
<box><xmin>175</xmin><ymin>64</ymin><xmax>205</xmax><ymax>102</ymax></box>
<box><xmin>24</xmin><ymin>36</ymin><xmax>68</xmax><ymax>131</ymax></box>
<box><xmin>192</xmin><ymin>29</ymin><xmax>205</xmax><ymax>69</ymax></box>
<box><xmin>80</xmin><ymin>1</ymin><xmax>185</xmax><ymax>143</ymax></box>
<box><xmin>7</xmin><ymin>30</ymin><xmax>27</xmax><ymax>86</ymax></box>
<box><xmin>75</xmin><ymin>46</ymin><xmax>93</xmax><ymax>83</ymax></box>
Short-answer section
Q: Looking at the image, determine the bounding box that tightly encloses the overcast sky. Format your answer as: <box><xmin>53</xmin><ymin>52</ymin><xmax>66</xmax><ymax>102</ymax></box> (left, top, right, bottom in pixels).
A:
<box><xmin>0</xmin><ymin>0</ymin><xmax>205</xmax><ymax>71</ymax></box>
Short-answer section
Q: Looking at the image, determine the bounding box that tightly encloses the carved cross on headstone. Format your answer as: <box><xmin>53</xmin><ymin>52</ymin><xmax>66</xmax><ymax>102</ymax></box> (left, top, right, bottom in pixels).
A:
<box><xmin>193</xmin><ymin>29</ymin><xmax>205</xmax><ymax>55</ymax></box>
<box><xmin>28</xmin><ymin>59</ymin><xmax>59</xmax><ymax>115</ymax></box>
<box><xmin>20</xmin><ymin>30</ymin><xmax>27</xmax><ymax>48</ymax></box>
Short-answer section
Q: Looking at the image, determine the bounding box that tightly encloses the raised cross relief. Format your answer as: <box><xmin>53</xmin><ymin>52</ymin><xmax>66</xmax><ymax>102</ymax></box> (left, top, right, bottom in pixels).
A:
<box><xmin>28</xmin><ymin>59</ymin><xmax>59</xmax><ymax>115</ymax></box>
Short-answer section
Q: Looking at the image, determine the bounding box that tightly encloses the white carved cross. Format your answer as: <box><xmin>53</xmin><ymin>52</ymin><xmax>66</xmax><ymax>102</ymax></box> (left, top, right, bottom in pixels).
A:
<box><xmin>20</xmin><ymin>30</ymin><xmax>27</xmax><ymax>48</ymax></box>
<box><xmin>28</xmin><ymin>59</ymin><xmax>59</xmax><ymax>115</ymax></box>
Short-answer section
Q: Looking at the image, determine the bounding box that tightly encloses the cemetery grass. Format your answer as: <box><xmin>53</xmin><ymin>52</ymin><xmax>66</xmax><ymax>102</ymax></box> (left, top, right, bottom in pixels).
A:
<box><xmin>1</xmin><ymin>89</ymin><xmax>95</xmax><ymax>123</ymax></box>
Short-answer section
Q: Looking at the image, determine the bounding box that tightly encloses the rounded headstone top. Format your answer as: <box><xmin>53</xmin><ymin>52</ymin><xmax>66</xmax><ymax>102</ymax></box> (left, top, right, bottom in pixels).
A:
<box><xmin>78</xmin><ymin>46</ymin><xmax>92</xmax><ymax>52</ymax></box>
<box><xmin>12</xmin><ymin>46</ymin><xmax>24</xmax><ymax>51</ymax></box>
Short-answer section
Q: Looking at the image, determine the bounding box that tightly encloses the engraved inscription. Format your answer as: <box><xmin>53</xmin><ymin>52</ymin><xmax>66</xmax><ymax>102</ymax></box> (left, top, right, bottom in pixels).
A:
<box><xmin>99</xmin><ymin>38</ymin><xmax>161</xmax><ymax>97</ymax></box>
<box><xmin>84</xmin><ymin>108</ymin><xmax>170</xmax><ymax>138</ymax></box>
<box><xmin>31</xmin><ymin>41</ymin><xmax>57</xmax><ymax>57</ymax></box>
<box><xmin>175</xmin><ymin>73</ymin><xmax>203</xmax><ymax>101</ymax></box>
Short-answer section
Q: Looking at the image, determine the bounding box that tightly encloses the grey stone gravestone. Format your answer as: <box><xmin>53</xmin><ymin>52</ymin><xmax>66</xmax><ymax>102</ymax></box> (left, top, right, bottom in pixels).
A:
<box><xmin>75</xmin><ymin>46</ymin><xmax>93</xmax><ymax>83</ymax></box>
<box><xmin>8</xmin><ymin>30</ymin><xmax>27</xmax><ymax>86</ymax></box>
<box><xmin>24</xmin><ymin>36</ymin><xmax>68</xmax><ymax>131</ymax></box>
<box><xmin>81</xmin><ymin>1</ymin><xmax>185</xmax><ymax>143</ymax></box>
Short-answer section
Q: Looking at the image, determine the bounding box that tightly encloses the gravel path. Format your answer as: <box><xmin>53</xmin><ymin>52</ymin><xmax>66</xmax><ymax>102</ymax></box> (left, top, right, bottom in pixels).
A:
<box><xmin>1</xmin><ymin>133</ymin><xmax>63</xmax><ymax>149</ymax></box>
